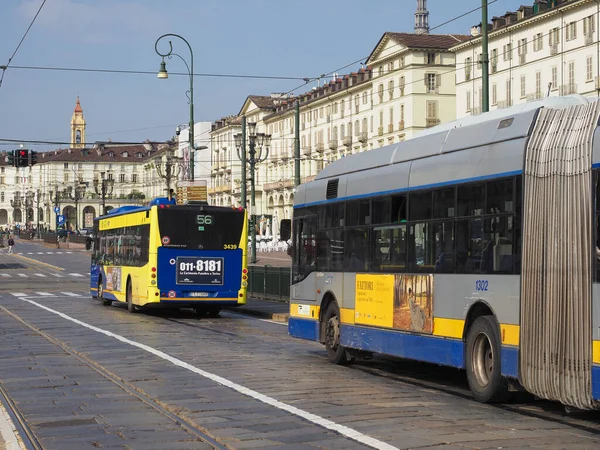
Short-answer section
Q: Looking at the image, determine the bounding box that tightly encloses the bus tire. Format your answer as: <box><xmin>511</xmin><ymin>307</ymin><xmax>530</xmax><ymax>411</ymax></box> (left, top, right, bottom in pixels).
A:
<box><xmin>465</xmin><ymin>315</ymin><xmax>509</xmax><ymax>403</ymax></box>
<box><xmin>98</xmin><ymin>278</ymin><xmax>111</xmax><ymax>306</ymax></box>
<box><xmin>126</xmin><ymin>280</ymin><xmax>137</xmax><ymax>313</ymax></box>
<box><xmin>323</xmin><ymin>303</ymin><xmax>350</xmax><ymax>365</ymax></box>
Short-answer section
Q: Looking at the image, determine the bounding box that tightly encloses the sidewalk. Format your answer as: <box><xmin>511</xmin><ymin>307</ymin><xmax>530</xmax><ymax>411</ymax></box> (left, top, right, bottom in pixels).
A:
<box><xmin>226</xmin><ymin>297</ymin><xmax>289</xmax><ymax>322</ymax></box>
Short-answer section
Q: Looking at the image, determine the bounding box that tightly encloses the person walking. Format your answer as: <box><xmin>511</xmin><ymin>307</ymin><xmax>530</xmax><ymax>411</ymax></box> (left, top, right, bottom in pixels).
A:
<box><xmin>7</xmin><ymin>236</ymin><xmax>15</xmax><ymax>254</ymax></box>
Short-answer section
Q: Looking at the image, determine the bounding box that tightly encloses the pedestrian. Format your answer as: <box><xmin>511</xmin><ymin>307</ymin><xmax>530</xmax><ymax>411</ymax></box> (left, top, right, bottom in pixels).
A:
<box><xmin>7</xmin><ymin>236</ymin><xmax>15</xmax><ymax>254</ymax></box>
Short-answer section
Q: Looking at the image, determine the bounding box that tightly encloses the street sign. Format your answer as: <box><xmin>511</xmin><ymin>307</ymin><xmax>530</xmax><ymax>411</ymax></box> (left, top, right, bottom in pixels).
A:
<box><xmin>176</xmin><ymin>180</ymin><xmax>208</xmax><ymax>205</ymax></box>
<box><xmin>57</xmin><ymin>215</ymin><xmax>65</xmax><ymax>226</ymax></box>
<box><xmin>54</xmin><ymin>206</ymin><xmax>60</xmax><ymax>214</ymax></box>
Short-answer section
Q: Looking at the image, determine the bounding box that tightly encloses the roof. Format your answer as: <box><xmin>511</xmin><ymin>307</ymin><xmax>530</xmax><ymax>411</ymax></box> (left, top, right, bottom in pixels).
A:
<box><xmin>384</xmin><ymin>32</ymin><xmax>471</xmax><ymax>50</ymax></box>
<box><xmin>237</xmin><ymin>95</ymin><xmax>278</xmax><ymax>116</ymax></box>
<box><xmin>74</xmin><ymin>97</ymin><xmax>83</xmax><ymax>113</ymax></box>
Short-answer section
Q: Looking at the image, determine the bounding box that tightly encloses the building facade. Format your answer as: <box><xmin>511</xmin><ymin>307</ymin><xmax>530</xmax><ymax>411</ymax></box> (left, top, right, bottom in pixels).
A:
<box><xmin>452</xmin><ymin>0</ymin><xmax>600</xmax><ymax>119</ymax></box>
<box><xmin>0</xmin><ymin>99</ymin><xmax>175</xmax><ymax>231</ymax></box>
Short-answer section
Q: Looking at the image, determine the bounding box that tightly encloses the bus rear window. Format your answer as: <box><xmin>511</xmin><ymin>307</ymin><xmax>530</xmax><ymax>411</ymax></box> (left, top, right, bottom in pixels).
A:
<box><xmin>158</xmin><ymin>208</ymin><xmax>244</xmax><ymax>250</ymax></box>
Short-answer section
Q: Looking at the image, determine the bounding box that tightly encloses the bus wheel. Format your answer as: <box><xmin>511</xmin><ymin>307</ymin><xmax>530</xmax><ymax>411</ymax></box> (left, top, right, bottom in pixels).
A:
<box><xmin>126</xmin><ymin>281</ymin><xmax>137</xmax><ymax>313</ymax></box>
<box><xmin>98</xmin><ymin>279</ymin><xmax>111</xmax><ymax>306</ymax></box>
<box><xmin>465</xmin><ymin>316</ymin><xmax>509</xmax><ymax>403</ymax></box>
<box><xmin>324</xmin><ymin>303</ymin><xmax>350</xmax><ymax>365</ymax></box>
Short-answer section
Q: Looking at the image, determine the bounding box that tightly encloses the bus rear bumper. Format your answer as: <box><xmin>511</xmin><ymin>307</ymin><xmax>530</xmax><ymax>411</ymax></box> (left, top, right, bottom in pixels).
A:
<box><xmin>288</xmin><ymin>317</ymin><xmax>320</xmax><ymax>341</ymax></box>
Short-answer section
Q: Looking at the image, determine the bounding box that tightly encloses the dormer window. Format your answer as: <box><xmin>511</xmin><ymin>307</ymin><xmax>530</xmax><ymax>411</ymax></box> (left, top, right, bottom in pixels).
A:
<box><xmin>122</xmin><ymin>151</ymin><xmax>128</xmax><ymax>157</ymax></box>
<box><xmin>108</xmin><ymin>152</ymin><xmax>114</xmax><ymax>157</ymax></box>
<box><xmin>136</xmin><ymin>152</ymin><xmax>143</xmax><ymax>158</ymax></box>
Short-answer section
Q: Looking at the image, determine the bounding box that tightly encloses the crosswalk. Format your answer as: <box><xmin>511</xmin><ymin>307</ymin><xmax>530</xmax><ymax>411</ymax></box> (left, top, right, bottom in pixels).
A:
<box><xmin>11</xmin><ymin>291</ymin><xmax>88</xmax><ymax>298</ymax></box>
<box><xmin>17</xmin><ymin>252</ymin><xmax>74</xmax><ymax>255</ymax></box>
<box><xmin>0</xmin><ymin>272</ymin><xmax>89</xmax><ymax>278</ymax></box>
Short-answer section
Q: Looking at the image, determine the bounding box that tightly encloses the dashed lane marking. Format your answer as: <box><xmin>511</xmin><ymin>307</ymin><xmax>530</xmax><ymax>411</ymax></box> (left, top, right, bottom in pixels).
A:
<box><xmin>69</xmin><ymin>273</ymin><xmax>84</xmax><ymax>277</ymax></box>
<box><xmin>17</xmin><ymin>274</ymin><xmax>27</xmax><ymax>278</ymax></box>
<box><xmin>33</xmin><ymin>274</ymin><xmax>47</xmax><ymax>277</ymax></box>
<box><xmin>51</xmin><ymin>273</ymin><xmax>65</xmax><ymax>278</ymax></box>
<box><xmin>0</xmin><ymin>274</ymin><xmax>10</xmax><ymax>277</ymax></box>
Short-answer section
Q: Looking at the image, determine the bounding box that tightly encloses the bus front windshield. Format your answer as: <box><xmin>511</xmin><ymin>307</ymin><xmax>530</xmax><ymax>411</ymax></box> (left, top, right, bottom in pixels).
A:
<box><xmin>158</xmin><ymin>208</ymin><xmax>245</xmax><ymax>250</ymax></box>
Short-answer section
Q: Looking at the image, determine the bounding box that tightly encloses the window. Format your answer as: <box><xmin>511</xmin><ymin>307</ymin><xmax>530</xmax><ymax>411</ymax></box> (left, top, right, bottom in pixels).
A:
<box><xmin>568</xmin><ymin>61</ymin><xmax>575</xmax><ymax>90</ymax></box>
<box><xmin>345</xmin><ymin>228</ymin><xmax>370</xmax><ymax>272</ymax></box>
<box><xmin>506</xmin><ymin>79</ymin><xmax>512</xmax><ymax>104</ymax></box>
<box><xmin>64</xmin><ymin>173</ymin><xmax>69</xmax><ymax>183</ymax></box>
<box><xmin>458</xmin><ymin>183</ymin><xmax>484</xmax><ymax>216</ymax></box>
<box><xmin>426</xmin><ymin>73</ymin><xmax>438</xmax><ymax>93</ymax></box>
<box><xmin>373</xmin><ymin>225</ymin><xmax>407</xmax><ymax>272</ymax></box>
<box><xmin>119</xmin><ymin>173</ymin><xmax>126</xmax><ymax>183</ymax></box>
<box><xmin>292</xmin><ymin>215</ymin><xmax>317</xmax><ymax>283</ymax></box>
<box><xmin>389</xmin><ymin>107</ymin><xmax>394</xmax><ymax>126</ymax></box>
<box><xmin>566</xmin><ymin>21</ymin><xmax>577</xmax><ymax>41</ymax></box>
<box><xmin>93</xmin><ymin>224</ymin><xmax>150</xmax><ymax>268</ymax></box>
<box><xmin>520</xmin><ymin>75</ymin><xmax>526</xmax><ymax>98</ymax></box>
<box><xmin>427</xmin><ymin>52</ymin><xmax>436</xmax><ymax>64</ymax></box>
<box><xmin>503</xmin><ymin>43</ymin><xmax>512</xmax><ymax>61</ymax></box>
<box><xmin>549</xmin><ymin>27</ymin><xmax>560</xmax><ymax>47</ymax></box>
<box><xmin>122</xmin><ymin>152</ymin><xmax>128</xmax><ymax>158</ymax></box>
<box><xmin>388</xmin><ymin>80</ymin><xmax>394</xmax><ymax>99</ymax></box>
<box><xmin>378</xmin><ymin>84</ymin><xmax>384</xmax><ymax>102</ymax></box>
<box><xmin>533</xmin><ymin>33</ymin><xmax>543</xmax><ymax>51</ymax></box>
<box><xmin>363</xmin><ymin>92</ymin><xmax>368</xmax><ymax>104</ymax></box>
<box><xmin>399</xmin><ymin>76</ymin><xmax>405</xmax><ymax>96</ymax></box>
<box><xmin>465</xmin><ymin>57</ymin><xmax>472</xmax><ymax>81</ymax></box>
<box><xmin>466</xmin><ymin>91</ymin><xmax>472</xmax><ymax>112</ymax></box>
<box><xmin>491</xmin><ymin>84</ymin><xmax>497</xmax><ymax>106</ymax></box>
<box><xmin>433</xmin><ymin>188</ymin><xmax>455</xmax><ymax>218</ymax></box>
<box><xmin>132</xmin><ymin>174</ymin><xmax>138</xmax><ymax>183</ymax></box>
<box><xmin>551</xmin><ymin>66</ymin><xmax>558</xmax><ymax>90</ymax></box>
<box><xmin>426</xmin><ymin>101</ymin><xmax>438</xmax><ymax>119</ymax></box>
<box><xmin>584</xmin><ymin>15</ymin><xmax>595</xmax><ymax>37</ymax></box>
<box><xmin>410</xmin><ymin>191</ymin><xmax>432</xmax><ymax>221</ymax></box>
<box><xmin>518</xmin><ymin>38</ymin><xmax>528</xmax><ymax>55</ymax></box>
<box><xmin>64</xmin><ymin>163</ymin><xmax>69</xmax><ymax>169</ymax></box>
<box><xmin>587</xmin><ymin>56</ymin><xmax>593</xmax><ymax>82</ymax></box>
<box><xmin>535</xmin><ymin>71</ymin><xmax>541</xmax><ymax>97</ymax></box>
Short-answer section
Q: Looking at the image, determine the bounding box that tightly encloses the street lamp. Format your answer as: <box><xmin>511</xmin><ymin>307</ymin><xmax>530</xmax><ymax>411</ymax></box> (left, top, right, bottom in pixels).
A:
<box><xmin>234</xmin><ymin>122</ymin><xmax>271</xmax><ymax>264</ymax></box>
<box><xmin>154</xmin><ymin>151</ymin><xmax>181</xmax><ymax>200</ymax></box>
<box><xmin>64</xmin><ymin>182</ymin><xmax>86</xmax><ymax>230</ymax></box>
<box><xmin>155</xmin><ymin>34</ymin><xmax>196</xmax><ymax>181</ymax></box>
<box><xmin>93</xmin><ymin>171</ymin><xmax>115</xmax><ymax>215</ymax></box>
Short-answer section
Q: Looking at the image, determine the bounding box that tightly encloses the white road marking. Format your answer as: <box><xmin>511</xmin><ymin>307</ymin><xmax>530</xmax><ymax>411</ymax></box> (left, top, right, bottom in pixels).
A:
<box><xmin>0</xmin><ymin>274</ymin><xmax>11</xmax><ymax>278</ymax></box>
<box><xmin>46</xmin><ymin>252</ymin><xmax>54</xmax><ymax>254</ymax></box>
<box><xmin>11</xmin><ymin>293</ymin><xmax>27</xmax><ymax>297</ymax></box>
<box><xmin>18</xmin><ymin>298</ymin><xmax>398</xmax><ymax>450</ymax></box>
<box><xmin>35</xmin><ymin>292</ymin><xmax>53</xmax><ymax>296</ymax></box>
<box><xmin>65</xmin><ymin>252</ymin><xmax>72</xmax><ymax>254</ymax></box>
<box><xmin>27</xmin><ymin>252</ymin><xmax>33</xmax><ymax>254</ymax></box>
<box><xmin>51</xmin><ymin>273</ymin><xmax>65</xmax><ymax>278</ymax></box>
<box><xmin>61</xmin><ymin>292</ymin><xmax>80</xmax><ymax>297</ymax></box>
<box><xmin>69</xmin><ymin>273</ymin><xmax>84</xmax><ymax>277</ymax></box>
<box><xmin>56</xmin><ymin>252</ymin><xmax>63</xmax><ymax>254</ymax></box>
<box><xmin>37</xmin><ymin>252</ymin><xmax>44</xmax><ymax>255</ymax></box>
<box><xmin>33</xmin><ymin>274</ymin><xmax>47</xmax><ymax>277</ymax></box>
<box><xmin>17</xmin><ymin>274</ymin><xmax>28</xmax><ymax>278</ymax></box>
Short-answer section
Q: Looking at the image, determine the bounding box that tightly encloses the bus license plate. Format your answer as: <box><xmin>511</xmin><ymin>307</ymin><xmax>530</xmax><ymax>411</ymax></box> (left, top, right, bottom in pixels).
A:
<box><xmin>176</xmin><ymin>257</ymin><xmax>224</xmax><ymax>285</ymax></box>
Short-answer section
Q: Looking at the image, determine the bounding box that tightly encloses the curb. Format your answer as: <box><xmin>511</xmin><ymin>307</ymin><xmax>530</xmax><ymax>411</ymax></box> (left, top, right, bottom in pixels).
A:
<box><xmin>225</xmin><ymin>308</ymin><xmax>289</xmax><ymax>323</ymax></box>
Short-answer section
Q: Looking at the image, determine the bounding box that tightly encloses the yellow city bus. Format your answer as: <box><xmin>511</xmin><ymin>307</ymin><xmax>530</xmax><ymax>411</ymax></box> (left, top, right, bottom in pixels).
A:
<box><xmin>90</xmin><ymin>198</ymin><xmax>248</xmax><ymax>316</ymax></box>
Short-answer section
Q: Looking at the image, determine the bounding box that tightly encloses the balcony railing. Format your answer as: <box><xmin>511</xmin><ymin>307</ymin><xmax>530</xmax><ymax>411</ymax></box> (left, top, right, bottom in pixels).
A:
<box><xmin>425</xmin><ymin>118</ymin><xmax>441</xmax><ymax>128</ymax></box>
<box><xmin>388</xmin><ymin>123</ymin><xmax>394</xmax><ymax>133</ymax></box>
<box><xmin>302</xmin><ymin>145</ymin><xmax>312</xmax><ymax>156</ymax></box>
<box><xmin>358</xmin><ymin>132</ymin><xmax>368</xmax><ymax>143</ymax></box>
<box><xmin>208</xmin><ymin>185</ymin><xmax>232</xmax><ymax>194</ymax></box>
<box><xmin>315</xmin><ymin>142</ymin><xmax>324</xmax><ymax>153</ymax></box>
<box><xmin>328</xmin><ymin>140</ymin><xmax>337</xmax><ymax>151</ymax></box>
<box><xmin>342</xmin><ymin>136</ymin><xmax>352</xmax><ymax>146</ymax></box>
<box><xmin>378</xmin><ymin>126</ymin><xmax>384</xmax><ymax>136</ymax></box>
<box><xmin>398</xmin><ymin>120</ymin><xmax>405</xmax><ymax>131</ymax></box>
<box><xmin>560</xmin><ymin>83</ymin><xmax>577</xmax><ymax>95</ymax></box>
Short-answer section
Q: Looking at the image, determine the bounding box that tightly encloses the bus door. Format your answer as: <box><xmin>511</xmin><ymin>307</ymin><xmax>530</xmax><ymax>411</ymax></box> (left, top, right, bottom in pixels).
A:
<box><xmin>291</xmin><ymin>215</ymin><xmax>317</xmax><ymax>302</ymax></box>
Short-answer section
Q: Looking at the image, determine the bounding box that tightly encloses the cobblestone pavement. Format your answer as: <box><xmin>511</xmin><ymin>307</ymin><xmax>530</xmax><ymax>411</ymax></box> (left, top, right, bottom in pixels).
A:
<box><xmin>0</xmin><ymin>292</ymin><xmax>599</xmax><ymax>449</ymax></box>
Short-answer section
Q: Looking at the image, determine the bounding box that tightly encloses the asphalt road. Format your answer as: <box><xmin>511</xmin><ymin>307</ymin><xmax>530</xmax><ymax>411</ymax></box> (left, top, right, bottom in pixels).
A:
<box><xmin>0</xmin><ymin>240</ymin><xmax>599</xmax><ymax>449</ymax></box>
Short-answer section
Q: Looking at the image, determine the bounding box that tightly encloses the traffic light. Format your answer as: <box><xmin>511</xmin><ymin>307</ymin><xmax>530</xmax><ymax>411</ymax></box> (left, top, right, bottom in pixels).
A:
<box><xmin>30</xmin><ymin>150</ymin><xmax>38</xmax><ymax>166</ymax></box>
<box><xmin>16</xmin><ymin>149</ymin><xmax>29</xmax><ymax>167</ymax></box>
<box><xmin>7</xmin><ymin>150</ymin><xmax>15</xmax><ymax>167</ymax></box>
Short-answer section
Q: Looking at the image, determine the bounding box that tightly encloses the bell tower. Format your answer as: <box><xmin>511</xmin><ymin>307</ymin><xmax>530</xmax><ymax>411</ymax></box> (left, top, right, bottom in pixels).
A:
<box><xmin>70</xmin><ymin>97</ymin><xmax>86</xmax><ymax>148</ymax></box>
<box><xmin>415</xmin><ymin>0</ymin><xmax>430</xmax><ymax>35</ymax></box>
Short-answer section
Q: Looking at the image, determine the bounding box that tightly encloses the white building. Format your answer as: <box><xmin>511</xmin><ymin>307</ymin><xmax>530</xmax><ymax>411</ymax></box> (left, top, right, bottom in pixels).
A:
<box><xmin>208</xmin><ymin>1</ymin><xmax>469</xmax><ymax>221</ymax></box>
<box><xmin>452</xmin><ymin>0</ymin><xmax>599</xmax><ymax>119</ymax></box>
<box><xmin>0</xmin><ymin>99</ymin><xmax>175</xmax><ymax>231</ymax></box>
<box><xmin>176</xmin><ymin>121</ymin><xmax>212</xmax><ymax>185</ymax></box>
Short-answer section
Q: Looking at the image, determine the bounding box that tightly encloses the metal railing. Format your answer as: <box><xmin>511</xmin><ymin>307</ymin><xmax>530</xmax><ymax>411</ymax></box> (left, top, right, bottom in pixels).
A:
<box><xmin>247</xmin><ymin>266</ymin><xmax>290</xmax><ymax>302</ymax></box>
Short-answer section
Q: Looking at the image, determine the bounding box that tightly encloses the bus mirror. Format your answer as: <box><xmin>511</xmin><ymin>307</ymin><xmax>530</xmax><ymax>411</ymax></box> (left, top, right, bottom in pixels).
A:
<box><xmin>280</xmin><ymin>219</ymin><xmax>291</xmax><ymax>241</ymax></box>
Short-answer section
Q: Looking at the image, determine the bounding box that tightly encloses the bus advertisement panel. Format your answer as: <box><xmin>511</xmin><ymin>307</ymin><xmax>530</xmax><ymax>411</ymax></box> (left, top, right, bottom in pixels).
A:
<box><xmin>90</xmin><ymin>200</ymin><xmax>248</xmax><ymax>316</ymax></box>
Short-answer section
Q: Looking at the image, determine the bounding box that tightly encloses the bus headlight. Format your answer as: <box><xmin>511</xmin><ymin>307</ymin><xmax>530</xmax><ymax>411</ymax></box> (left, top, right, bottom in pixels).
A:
<box><xmin>242</xmin><ymin>281</ymin><xmax>248</xmax><ymax>287</ymax></box>
<box><xmin>151</xmin><ymin>280</ymin><xmax>156</xmax><ymax>285</ymax></box>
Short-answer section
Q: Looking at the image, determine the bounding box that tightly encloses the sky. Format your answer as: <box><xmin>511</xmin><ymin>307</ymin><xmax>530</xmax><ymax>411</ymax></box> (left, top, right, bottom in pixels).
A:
<box><xmin>0</xmin><ymin>0</ymin><xmax>526</xmax><ymax>152</ymax></box>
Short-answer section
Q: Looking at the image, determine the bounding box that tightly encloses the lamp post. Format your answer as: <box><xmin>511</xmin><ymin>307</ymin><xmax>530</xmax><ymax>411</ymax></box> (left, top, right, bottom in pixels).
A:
<box><xmin>234</xmin><ymin>122</ymin><xmax>271</xmax><ymax>264</ymax></box>
<box><xmin>93</xmin><ymin>171</ymin><xmax>114</xmax><ymax>215</ymax></box>
<box><xmin>49</xmin><ymin>186</ymin><xmax>61</xmax><ymax>231</ymax></box>
<box><xmin>155</xmin><ymin>34</ymin><xmax>196</xmax><ymax>181</ymax></box>
<box><xmin>10</xmin><ymin>192</ymin><xmax>22</xmax><ymax>225</ymax></box>
<box><xmin>35</xmin><ymin>189</ymin><xmax>42</xmax><ymax>237</ymax></box>
<box><xmin>154</xmin><ymin>150</ymin><xmax>181</xmax><ymax>200</ymax></box>
<box><xmin>64</xmin><ymin>182</ymin><xmax>86</xmax><ymax>230</ymax></box>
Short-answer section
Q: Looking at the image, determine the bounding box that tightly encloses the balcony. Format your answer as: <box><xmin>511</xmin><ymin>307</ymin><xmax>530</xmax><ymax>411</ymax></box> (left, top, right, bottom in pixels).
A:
<box><xmin>302</xmin><ymin>145</ymin><xmax>312</xmax><ymax>156</ymax></box>
<box><xmin>208</xmin><ymin>184</ymin><xmax>232</xmax><ymax>194</ymax></box>
<box><xmin>342</xmin><ymin>136</ymin><xmax>352</xmax><ymax>147</ymax></box>
<box><xmin>388</xmin><ymin>123</ymin><xmax>394</xmax><ymax>133</ymax></box>
<box><xmin>398</xmin><ymin>120</ymin><xmax>405</xmax><ymax>131</ymax></box>
<box><xmin>327</xmin><ymin>140</ymin><xmax>337</xmax><ymax>151</ymax></box>
<box><xmin>315</xmin><ymin>142</ymin><xmax>324</xmax><ymax>153</ymax></box>
<box><xmin>358</xmin><ymin>132</ymin><xmax>368</xmax><ymax>143</ymax></box>
<box><xmin>560</xmin><ymin>83</ymin><xmax>577</xmax><ymax>95</ymax></box>
<box><xmin>425</xmin><ymin>118</ymin><xmax>441</xmax><ymax>128</ymax></box>
<box><xmin>264</xmin><ymin>178</ymin><xmax>296</xmax><ymax>191</ymax></box>
<box><xmin>585</xmin><ymin>34</ymin><xmax>593</xmax><ymax>45</ymax></box>
<box><xmin>550</xmin><ymin>44</ymin><xmax>558</xmax><ymax>55</ymax></box>
<box><xmin>491</xmin><ymin>63</ymin><xmax>497</xmax><ymax>74</ymax></box>
<box><xmin>378</xmin><ymin>126</ymin><xmax>384</xmax><ymax>136</ymax></box>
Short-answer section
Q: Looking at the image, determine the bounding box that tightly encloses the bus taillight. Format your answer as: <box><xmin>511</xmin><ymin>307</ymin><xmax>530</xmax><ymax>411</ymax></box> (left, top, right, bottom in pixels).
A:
<box><xmin>152</xmin><ymin>267</ymin><xmax>156</xmax><ymax>272</ymax></box>
<box><xmin>242</xmin><ymin>268</ymin><xmax>248</xmax><ymax>274</ymax></box>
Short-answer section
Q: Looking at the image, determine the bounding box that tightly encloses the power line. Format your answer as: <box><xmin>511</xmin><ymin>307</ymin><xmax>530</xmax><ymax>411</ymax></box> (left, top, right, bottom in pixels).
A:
<box><xmin>0</xmin><ymin>0</ymin><xmax>47</xmax><ymax>90</ymax></box>
<box><xmin>2</xmin><ymin>64</ymin><xmax>309</xmax><ymax>81</ymax></box>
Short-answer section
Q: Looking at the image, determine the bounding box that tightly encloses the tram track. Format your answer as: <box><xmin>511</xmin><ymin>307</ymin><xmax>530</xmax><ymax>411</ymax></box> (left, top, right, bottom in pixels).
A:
<box><xmin>0</xmin><ymin>305</ymin><xmax>230</xmax><ymax>450</ymax></box>
<box><xmin>351</xmin><ymin>357</ymin><xmax>600</xmax><ymax>436</ymax></box>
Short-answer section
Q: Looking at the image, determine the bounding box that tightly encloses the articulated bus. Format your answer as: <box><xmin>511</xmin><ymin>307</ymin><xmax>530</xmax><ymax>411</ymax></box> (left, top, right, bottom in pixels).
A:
<box><xmin>288</xmin><ymin>96</ymin><xmax>600</xmax><ymax>409</ymax></box>
<box><xmin>90</xmin><ymin>198</ymin><xmax>248</xmax><ymax>316</ymax></box>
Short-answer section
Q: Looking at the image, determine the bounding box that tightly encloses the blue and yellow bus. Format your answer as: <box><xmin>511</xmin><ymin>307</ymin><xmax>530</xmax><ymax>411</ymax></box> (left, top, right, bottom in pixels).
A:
<box><xmin>288</xmin><ymin>97</ymin><xmax>600</xmax><ymax>410</ymax></box>
<box><xmin>90</xmin><ymin>198</ymin><xmax>248</xmax><ymax>316</ymax></box>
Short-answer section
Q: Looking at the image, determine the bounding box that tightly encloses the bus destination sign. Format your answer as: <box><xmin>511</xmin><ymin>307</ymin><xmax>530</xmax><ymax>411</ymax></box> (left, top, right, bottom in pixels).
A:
<box><xmin>176</xmin><ymin>256</ymin><xmax>224</xmax><ymax>285</ymax></box>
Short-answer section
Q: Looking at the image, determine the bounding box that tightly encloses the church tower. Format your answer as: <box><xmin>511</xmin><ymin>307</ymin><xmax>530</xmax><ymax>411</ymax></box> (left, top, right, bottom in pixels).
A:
<box><xmin>70</xmin><ymin>97</ymin><xmax>86</xmax><ymax>148</ymax></box>
<box><xmin>414</xmin><ymin>0</ymin><xmax>430</xmax><ymax>35</ymax></box>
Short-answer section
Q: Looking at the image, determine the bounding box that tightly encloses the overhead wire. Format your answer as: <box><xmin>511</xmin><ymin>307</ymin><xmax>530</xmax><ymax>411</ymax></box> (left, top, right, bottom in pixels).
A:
<box><xmin>0</xmin><ymin>0</ymin><xmax>47</xmax><ymax>90</ymax></box>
